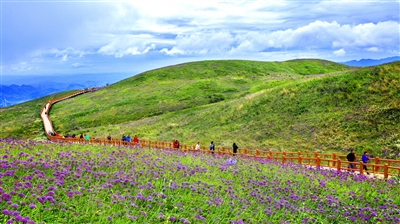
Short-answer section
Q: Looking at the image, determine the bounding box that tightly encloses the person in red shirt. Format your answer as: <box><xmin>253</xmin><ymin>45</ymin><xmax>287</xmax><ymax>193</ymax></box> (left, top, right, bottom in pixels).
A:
<box><xmin>133</xmin><ymin>135</ymin><xmax>139</xmax><ymax>144</ymax></box>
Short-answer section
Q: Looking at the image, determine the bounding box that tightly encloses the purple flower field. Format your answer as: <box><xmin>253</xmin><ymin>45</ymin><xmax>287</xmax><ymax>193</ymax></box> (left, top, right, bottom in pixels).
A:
<box><xmin>0</xmin><ymin>138</ymin><xmax>399</xmax><ymax>223</ymax></box>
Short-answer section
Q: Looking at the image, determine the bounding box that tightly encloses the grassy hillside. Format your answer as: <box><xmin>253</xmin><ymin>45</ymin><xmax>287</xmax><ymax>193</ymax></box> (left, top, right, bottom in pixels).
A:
<box><xmin>0</xmin><ymin>91</ymin><xmax>77</xmax><ymax>140</ymax></box>
<box><xmin>49</xmin><ymin>59</ymin><xmax>348</xmax><ymax>131</ymax></box>
<box><xmin>53</xmin><ymin>60</ymin><xmax>399</xmax><ymax>158</ymax></box>
<box><xmin>2</xmin><ymin>59</ymin><xmax>399</xmax><ymax>158</ymax></box>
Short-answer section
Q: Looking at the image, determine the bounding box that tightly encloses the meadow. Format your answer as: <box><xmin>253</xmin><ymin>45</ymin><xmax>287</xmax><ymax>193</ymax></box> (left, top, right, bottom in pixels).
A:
<box><xmin>1</xmin><ymin>138</ymin><xmax>399</xmax><ymax>223</ymax></box>
<box><xmin>51</xmin><ymin>60</ymin><xmax>400</xmax><ymax>158</ymax></box>
<box><xmin>1</xmin><ymin>60</ymin><xmax>399</xmax><ymax>159</ymax></box>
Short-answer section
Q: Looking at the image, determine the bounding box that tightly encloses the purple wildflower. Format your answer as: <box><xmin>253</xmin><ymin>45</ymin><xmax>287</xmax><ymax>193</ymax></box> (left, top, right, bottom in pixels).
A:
<box><xmin>2</xmin><ymin>209</ymin><xmax>11</xmax><ymax>216</ymax></box>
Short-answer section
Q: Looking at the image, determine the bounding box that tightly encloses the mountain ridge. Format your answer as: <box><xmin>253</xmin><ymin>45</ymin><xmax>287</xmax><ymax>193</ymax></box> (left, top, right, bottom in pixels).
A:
<box><xmin>340</xmin><ymin>56</ymin><xmax>400</xmax><ymax>67</ymax></box>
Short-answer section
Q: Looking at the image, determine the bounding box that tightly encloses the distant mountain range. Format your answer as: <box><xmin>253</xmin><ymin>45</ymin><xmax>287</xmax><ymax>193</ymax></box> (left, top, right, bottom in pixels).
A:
<box><xmin>1</xmin><ymin>72</ymin><xmax>134</xmax><ymax>108</ymax></box>
<box><xmin>340</xmin><ymin>56</ymin><xmax>400</xmax><ymax>67</ymax></box>
<box><xmin>1</xmin><ymin>82</ymin><xmax>94</xmax><ymax>108</ymax></box>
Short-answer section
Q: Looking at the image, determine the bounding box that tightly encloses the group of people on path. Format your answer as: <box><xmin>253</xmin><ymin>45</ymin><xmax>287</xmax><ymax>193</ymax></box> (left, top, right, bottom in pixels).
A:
<box><xmin>346</xmin><ymin>150</ymin><xmax>370</xmax><ymax>175</ymax></box>
<box><xmin>120</xmin><ymin>134</ymin><xmax>139</xmax><ymax>144</ymax></box>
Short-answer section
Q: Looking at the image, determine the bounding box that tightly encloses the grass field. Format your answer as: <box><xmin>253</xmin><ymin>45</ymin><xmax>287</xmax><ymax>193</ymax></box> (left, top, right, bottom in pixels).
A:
<box><xmin>1</xmin><ymin>59</ymin><xmax>399</xmax><ymax>158</ymax></box>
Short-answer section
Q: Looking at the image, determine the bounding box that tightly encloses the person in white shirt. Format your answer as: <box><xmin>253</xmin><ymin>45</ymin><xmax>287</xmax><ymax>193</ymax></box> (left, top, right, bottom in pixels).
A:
<box><xmin>195</xmin><ymin>142</ymin><xmax>200</xmax><ymax>150</ymax></box>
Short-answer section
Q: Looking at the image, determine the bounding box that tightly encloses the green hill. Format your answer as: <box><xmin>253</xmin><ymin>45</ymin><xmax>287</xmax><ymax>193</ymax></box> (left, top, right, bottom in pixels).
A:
<box><xmin>1</xmin><ymin>59</ymin><xmax>399</xmax><ymax>158</ymax></box>
<box><xmin>0</xmin><ymin>91</ymin><xmax>77</xmax><ymax>140</ymax></box>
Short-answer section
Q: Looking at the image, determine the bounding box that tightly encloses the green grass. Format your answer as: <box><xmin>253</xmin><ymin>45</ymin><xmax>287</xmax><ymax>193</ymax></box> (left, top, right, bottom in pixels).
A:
<box><xmin>0</xmin><ymin>91</ymin><xmax>77</xmax><ymax>140</ymax></box>
<box><xmin>1</xmin><ymin>59</ymin><xmax>399</xmax><ymax>158</ymax></box>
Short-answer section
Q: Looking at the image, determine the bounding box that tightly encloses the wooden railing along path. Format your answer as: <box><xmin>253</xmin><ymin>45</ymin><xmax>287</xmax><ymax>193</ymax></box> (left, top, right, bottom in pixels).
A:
<box><xmin>40</xmin><ymin>89</ymin><xmax>400</xmax><ymax>179</ymax></box>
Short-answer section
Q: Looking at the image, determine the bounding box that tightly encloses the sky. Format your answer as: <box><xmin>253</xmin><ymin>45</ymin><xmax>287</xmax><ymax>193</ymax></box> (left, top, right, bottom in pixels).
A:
<box><xmin>1</xmin><ymin>0</ymin><xmax>399</xmax><ymax>78</ymax></box>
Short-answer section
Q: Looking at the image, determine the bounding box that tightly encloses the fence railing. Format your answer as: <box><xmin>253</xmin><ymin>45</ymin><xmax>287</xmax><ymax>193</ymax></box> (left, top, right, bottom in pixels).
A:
<box><xmin>41</xmin><ymin>90</ymin><xmax>400</xmax><ymax>179</ymax></box>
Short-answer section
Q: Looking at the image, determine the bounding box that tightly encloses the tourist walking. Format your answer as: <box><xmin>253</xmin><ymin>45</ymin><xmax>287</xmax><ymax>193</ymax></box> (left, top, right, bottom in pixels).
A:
<box><xmin>233</xmin><ymin>143</ymin><xmax>238</xmax><ymax>156</ymax></box>
<box><xmin>362</xmin><ymin>151</ymin><xmax>370</xmax><ymax>175</ymax></box>
<box><xmin>133</xmin><ymin>135</ymin><xmax>139</xmax><ymax>144</ymax></box>
<box><xmin>84</xmin><ymin>134</ymin><xmax>90</xmax><ymax>142</ymax></box>
<box><xmin>209</xmin><ymin>141</ymin><xmax>215</xmax><ymax>154</ymax></box>
<box><xmin>173</xmin><ymin>139</ymin><xmax>180</xmax><ymax>149</ymax></box>
<box><xmin>107</xmin><ymin>134</ymin><xmax>111</xmax><ymax>141</ymax></box>
<box><xmin>346</xmin><ymin>149</ymin><xmax>356</xmax><ymax>171</ymax></box>
<box><xmin>195</xmin><ymin>142</ymin><xmax>200</xmax><ymax>151</ymax></box>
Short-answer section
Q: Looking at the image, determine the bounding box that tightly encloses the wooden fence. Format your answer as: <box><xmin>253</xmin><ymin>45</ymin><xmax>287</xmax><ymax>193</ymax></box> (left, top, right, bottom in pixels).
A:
<box><xmin>41</xmin><ymin>90</ymin><xmax>400</xmax><ymax>179</ymax></box>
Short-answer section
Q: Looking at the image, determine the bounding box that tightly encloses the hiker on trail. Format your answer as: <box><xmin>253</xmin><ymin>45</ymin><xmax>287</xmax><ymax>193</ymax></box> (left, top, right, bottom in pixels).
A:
<box><xmin>346</xmin><ymin>149</ymin><xmax>356</xmax><ymax>171</ymax></box>
<box><xmin>362</xmin><ymin>151</ymin><xmax>370</xmax><ymax>175</ymax></box>
<box><xmin>84</xmin><ymin>134</ymin><xmax>90</xmax><ymax>142</ymax></box>
<box><xmin>177</xmin><ymin>140</ymin><xmax>180</xmax><ymax>149</ymax></box>
<box><xmin>122</xmin><ymin>134</ymin><xmax>126</xmax><ymax>142</ymax></box>
<box><xmin>80</xmin><ymin>133</ymin><xmax>83</xmax><ymax>139</ymax></box>
<box><xmin>209</xmin><ymin>141</ymin><xmax>215</xmax><ymax>154</ymax></box>
<box><xmin>107</xmin><ymin>134</ymin><xmax>111</xmax><ymax>141</ymax></box>
<box><xmin>195</xmin><ymin>142</ymin><xmax>200</xmax><ymax>151</ymax></box>
<box><xmin>173</xmin><ymin>139</ymin><xmax>180</xmax><ymax>149</ymax></box>
<box><xmin>126</xmin><ymin>135</ymin><xmax>131</xmax><ymax>142</ymax></box>
<box><xmin>233</xmin><ymin>143</ymin><xmax>239</xmax><ymax>156</ymax></box>
<box><xmin>173</xmin><ymin>139</ymin><xmax>177</xmax><ymax>148</ymax></box>
<box><xmin>133</xmin><ymin>135</ymin><xmax>139</xmax><ymax>144</ymax></box>
<box><xmin>71</xmin><ymin>134</ymin><xmax>76</xmax><ymax>138</ymax></box>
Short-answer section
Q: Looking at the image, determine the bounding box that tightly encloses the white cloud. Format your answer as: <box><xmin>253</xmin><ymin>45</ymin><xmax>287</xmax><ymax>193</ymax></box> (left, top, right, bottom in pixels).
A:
<box><xmin>160</xmin><ymin>20</ymin><xmax>399</xmax><ymax>56</ymax></box>
<box><xmin>71</xmin><ymin>63</ymin><xmax>92</xmax><ymax>68</ymax></box>
<box><xmin>98</xmin><ymin>35</ymin><xmax>157</xmax><ymax>57</ymax></box>
<box><xmin>10</xmin><ymin>62</ymin><xmax>34</xmax><ymax>72</ymax></box>
<box><xmin>333</xmin><ymin>49</ymin><xmax>346</xmax><ymax>56</ymax></box>
<box><xmin>366</xmin><ymin>47</ymin><xmax>380</xmax><ymax>52</ymax></box>
<box><xmin>2</xmin><ymin>0</ymin><xmax>399</xmax><ymax>75</ymax></box>
<box><xmin>160</xmin><ymin>30</ymin><xmax>235</xmax><ymax>55</ymax></box>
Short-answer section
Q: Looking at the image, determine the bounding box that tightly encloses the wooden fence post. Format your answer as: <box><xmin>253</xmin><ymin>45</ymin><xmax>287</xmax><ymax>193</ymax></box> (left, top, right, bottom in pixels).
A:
<box><xmin>384</xmin><ymin>164</ymin><xmax>388</xmax><ymax>179</ymax></box>
<box><xmin>256</xmin><ymin>149</ymin><xmax>259</xmax><ymax>156</ymax></box>
<box><xmin>298</xmin><ymin>155</ymin><xmax>302</xmax><ymax>165</ymax></box>
<box><xmin>282</xmin><ymin>155</ymin><xmax>286</xmax><ymax>164</ymax></box>
<box><xmin>244</xmin><ymin>148</ymin><xmax>247</xmax><ymax>156</ymax></box>
<box><xmin>268</xmin><ymin>151</ymin><xmax>272</xmax><ymax>159</ymax></box>
<box><xmin>314</xmin><ymin>152</ymin><xmax>319</xmax><ymax>159</ymax></box>
<box><xmin>316</xmin><ymin>156</ymin><xmax>321</xmax><ymax>167</ymax></box>
<box><xmin>332</xmin><ymin>153</ymin><xmax>336</xmax><ymax>167</ymax></box>
<box><xmin>374</xmin><ymin>157</ymin><xmax>380</xmax><ymax>173</ymax></box>
<box><xmin>337</xmin><ymin>159</ymin><xmax>341</xmax><ymax>171</ymax></box>
<box><xmin>359</xmin><ymin>162</ymin><xmax>364</xmax><ymax>174</ymax></box>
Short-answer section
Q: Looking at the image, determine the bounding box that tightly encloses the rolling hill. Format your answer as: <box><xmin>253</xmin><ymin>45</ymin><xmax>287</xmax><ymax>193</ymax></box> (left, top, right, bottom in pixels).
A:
<box><xmin>1</xmin><ymin>59</ymin><xmax>399</xmax><ymax>158</ymax></box>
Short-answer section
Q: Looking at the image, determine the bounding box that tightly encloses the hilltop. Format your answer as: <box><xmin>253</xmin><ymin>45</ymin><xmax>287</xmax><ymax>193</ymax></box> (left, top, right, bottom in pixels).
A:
<box><xmin>1</xmin><ymin>59</ymin><xmax>399</xmax><ymax>158</ymax></box>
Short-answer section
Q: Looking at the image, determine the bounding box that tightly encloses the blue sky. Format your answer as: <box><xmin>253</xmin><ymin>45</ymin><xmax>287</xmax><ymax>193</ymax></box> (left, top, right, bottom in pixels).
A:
<box><xmin>1</xmin><ymin>0</ymin><xmax>399</xmax><ymax>77</ymax></box>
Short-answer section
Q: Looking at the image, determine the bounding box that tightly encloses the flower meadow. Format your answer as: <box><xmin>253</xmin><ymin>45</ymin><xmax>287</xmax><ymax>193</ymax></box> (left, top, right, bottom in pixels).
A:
<box><xmin>1</xmin><ymin>138</ymin><xmax>399</xmax><ymax>223</ymax></box>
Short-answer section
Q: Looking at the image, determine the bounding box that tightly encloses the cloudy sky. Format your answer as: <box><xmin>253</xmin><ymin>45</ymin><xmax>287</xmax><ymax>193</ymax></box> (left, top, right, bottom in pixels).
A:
<box><xmin>1</xmin><ymin>0</ymin><xmax>399</xmax><ymax>77</ymax></box>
